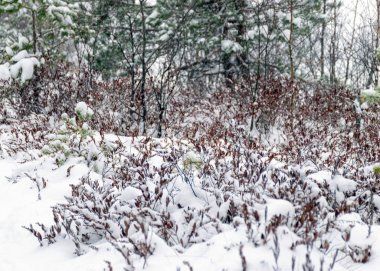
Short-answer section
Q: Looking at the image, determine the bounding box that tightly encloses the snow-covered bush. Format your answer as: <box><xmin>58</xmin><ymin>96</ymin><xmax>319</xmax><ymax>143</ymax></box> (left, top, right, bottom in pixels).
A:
<box><xmin>0</xmin><ymin>35</ymin><xmax>40</xmax><ymax>85</ymax></box>
<box><xmin>22</xmin><ymin>135</ymin><xmax>357</xmax><ymax>267</ymax></box>
<box><xmin>12</xmin><ymin>77</ymin><xmax>380</xmax><ymax>269</ymax></box>
<box><xmin>9</xmin><ymin>50</ymin><xmax>40</xmax><ymax>83</ymax></box>
<box><xmin>361</xmin><ymin>88</ymin><xmax>380</xmax><ymax>105</ymax></box>
<box><xmin>0</xmin><ymin>114</ymin><xmax>50</xmax><ymax>158</ymax></box>
<box><xmin>182</xmin><ymin>150</ymin><xmax>203</xmax><ymax>170</ymax></box>
<box><xmin>25</xmin><ymin>140</ymin><xmax>222</xmax><ymax>260</ymax></box>
<box><xmin>42</xmin><ymin>102</ymin><xmax>99</xmax><ymax>167</ymax></box>
<box><xmin>0</xmin><ymin>51</ymin><xmax>40</xmax><ymax>84</ymax></box>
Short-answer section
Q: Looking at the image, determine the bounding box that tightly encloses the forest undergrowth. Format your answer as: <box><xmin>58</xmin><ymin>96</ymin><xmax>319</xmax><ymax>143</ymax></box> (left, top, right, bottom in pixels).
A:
<box><xmin>1</xmin><ymin>68</ymin><xmax>380</xmax><ymax>270</ymax></box>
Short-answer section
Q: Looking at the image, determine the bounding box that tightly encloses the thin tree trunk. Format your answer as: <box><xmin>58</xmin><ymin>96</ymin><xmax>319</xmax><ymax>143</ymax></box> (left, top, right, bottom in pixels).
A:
<box><xmin>222</xmin><ymin>23</ymin><xmax>234</xmax><ymax>88</ymax></box>
<box><xmin>254</xmin><ymin>3</ymin><xmax>261</xmax><ymax>99</ymax></box>
<box><xmin>251</xmin><ymin>3</ymin><xmax>261</xmax><ymax>132</ymax></box>
<box><xmin>139</xmin><ymin>0</ymin><xmax>147</xmax><ymax>135</ymax></box>
<box><xmin>234</xmin><ymin>0</ymin><xmax>249</xmax><ymax>80</ymax></box>
<box><xmin>288</xmin><ymin>0</ymin><xmax>295</xmax><ymax>82</ymax></box>
<box><xmin>375</xmin><ymin>0</ymin><xmax>380</xmax><ymax>86</ymax></box>
<box><xmin>320</xmin><ymin>0</ymin><xmax>326</xmax><ymax>79</ymax></box>
<box><xmin>288</xmin><ymin>0</ymin><xmax>296</xmax><ymax>131</ymax></box>
<box><xmin>128</xmin><ymin>16</ymin><xmax>136</xmax><ymax>128</ymax></box>
<box><xmin>32</xmin><ymin>5</ymin><xmax>37</xmax><ymax>54</ymax></box>
<box><xmin>330</xmin><ymin>0</ymin><xmax>337</xmax><ymax>85</ymax></box>
<box><xmin>344</xmin><ymin>0</ymin><xmax>358</xmax><ymax>85</ymax></box>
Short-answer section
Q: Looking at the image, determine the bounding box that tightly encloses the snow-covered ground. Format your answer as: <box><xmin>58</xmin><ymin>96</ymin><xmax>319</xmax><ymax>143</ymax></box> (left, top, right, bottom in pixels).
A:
<box><xmin>0</xmin><ymin>155</ymin><xmax>341</xmax><ymax>271</ymax></box>
<box><xmin>0</xmin><ymin>157</ymin><xmax>123</xmax><ymax>271</ymax></box>
<box><xmin>1</xmin><ymin>118</ymin><xmax>380</xmax><ymax>271</ymax></box>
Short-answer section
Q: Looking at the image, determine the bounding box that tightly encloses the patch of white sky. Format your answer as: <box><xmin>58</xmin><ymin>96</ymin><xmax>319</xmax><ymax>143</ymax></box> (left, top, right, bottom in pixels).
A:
<box><xmin>140</xmin><ymin>0</ymin><xmax>156</xmax><ymax>6</ymax></box>
<box><xmin>343</xmin><ymin>0</ymin><xmax>376</xmax><ymax>28</ymax></box>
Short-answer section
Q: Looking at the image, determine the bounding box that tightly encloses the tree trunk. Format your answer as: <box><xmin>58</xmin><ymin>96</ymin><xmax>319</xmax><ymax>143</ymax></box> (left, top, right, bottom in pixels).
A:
<box><xmin>320</xmin><ymin>0</ymin><xmax>326</xmax><ymax>79</ymax></box>
<box><xmin>139</xmin><ymin>0</ymin><xmax>147</xmax><ymax>135</ymax></box>
<box><xmin>288</xmin><ymin>0</ymin><xmax>295</xmax><ymax>82</ymax></box>
<box><xmin>32</xmin><ymin>8</ymin><xmax>37</xmax><ymax>53</ymax></box>
<box><xmin>344</xmin><ymin>0</ymin><xmax>358</xmax><ymax>85</ymax></box>
<box><xmin>375</xmin><ymin>0</ymin><xmax>380</xmax><ymax>86</ymax></box>
<box><xmin>330</xmin><ymin>0</ymin><xmax>337</xmax><ymax>85</ymax></box>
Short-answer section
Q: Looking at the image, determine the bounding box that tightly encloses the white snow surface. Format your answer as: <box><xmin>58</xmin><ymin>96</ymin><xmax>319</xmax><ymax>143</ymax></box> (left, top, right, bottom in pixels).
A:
<box><xmin>11</xmin><ymin>50</ymin><xmax>31</xmax><ymax>62</ymax></box>
<box><xmin>10</xmin><ymin>57</ymin><xmax>40</xmax><ymax>83</ymax></box>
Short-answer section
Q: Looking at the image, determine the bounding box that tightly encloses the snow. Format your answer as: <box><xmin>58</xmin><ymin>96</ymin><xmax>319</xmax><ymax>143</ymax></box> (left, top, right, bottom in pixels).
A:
<box><xmin>146</xmin><ymin>9</ymin><xmax>159</xmax><ymax>23</ymax></box>
<box><xmin>307</xmin><ymin>170</ymin><xmax>357</xmax><ymax>193</ymax></box>
<box><xmin>349</xmin><ymin>225</ymin><xmax>375</xmax><ymax>247</ymax></box>
<box><xmin>10</xmin><ymin>57</ymin><xmax>40</xmax><ymax>83</ymax></box>
<box><xmin>158</xmin><ymin>33</ymin><xmax>170</xmax><ymax>41</ymax></box>
<box><xmin>338</xmin><ymin>212</ymin><xmax>364</xmax><ymax>223</ymax></box>
<box><xmin>0</xmin><ymin>127</ymin><xmax>379</xmax><ymax>271</ymax></box>
<box><xmin>361</xmin><ymin>88</ymin><xmax>378</xmax><ymax>96</ymax></box>
<box><xmin>361</xmin><ymin>102</ymin><xmax>369</xmax><ymax>110</ymax></box>
<box><xmin>47</xmin><ymin>5</ymin><xmax>75</xmax><ymax>26</ymax></box>
<box><xmin>0</xmin><ymin>160</ymin><xmax>68</xmax><ymax>270</ymax></box>
<box><xmin>17</xmin><ymin>35</ymin><xmax>29</xmax><ymax>48</ymax></box>
<box><xmin>135</xmin><ymin>0</ymin><xmax>156</xmax><ymax>6</ymax></box>
<box><xmin>0</xmin><ymin>52</ymin><xmax>39</xmax><ymax>86</ymax></box>
<box><xmin>0</xmin><ymin>63</ymin><xmax>11</xmax><ymax>84</ymax></box>
<box><xmin>283</xmin><ymin>29</ymin><xmax>291</xmax><ymax>40</ymax></box>
<box><xmin>75</xmin><ymin>102</ymin><xmax>94</xmax><ymax>119</ymax></box>
<box><xmin>5</xmin><ymin>46</ymin><xmax>14</xmax><ymax>56</ymax></box>
<box><xmin>221</xmin><ymin>39</ymin><xmax>243</xmax><ymax>53</ymax></box>
<box><xmin>332</xmin><ymin>175</ymin><xmax>357</xmax><ymax>193</ymax></box>
<box><xmin>265</xmin><ymin>198</ymin><xmax>295</xmax><ymax>221</ymax></box>
<box><xmin>11</xmin><ymin>50</ymin><xmax>31</xmax><ymax>62</ymax></box>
